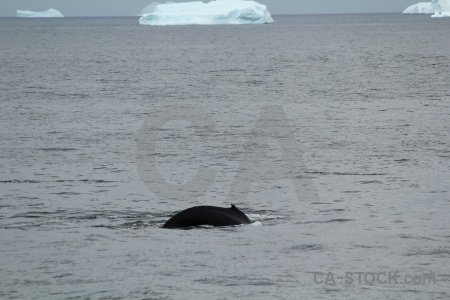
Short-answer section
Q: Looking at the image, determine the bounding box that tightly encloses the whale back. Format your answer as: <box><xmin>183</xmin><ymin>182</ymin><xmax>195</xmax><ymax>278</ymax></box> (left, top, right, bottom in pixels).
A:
<box><xmin>162</xmin><ymin>204</ymin><xmax>251</xmax><ymax>229</ymax></box>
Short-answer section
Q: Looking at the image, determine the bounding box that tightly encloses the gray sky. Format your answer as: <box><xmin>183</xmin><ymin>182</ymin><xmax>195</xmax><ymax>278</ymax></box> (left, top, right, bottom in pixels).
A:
<box><xmin>2</xmin><ymin>0</ymin><xmax>419</xmax><ymax>17</ymax></box>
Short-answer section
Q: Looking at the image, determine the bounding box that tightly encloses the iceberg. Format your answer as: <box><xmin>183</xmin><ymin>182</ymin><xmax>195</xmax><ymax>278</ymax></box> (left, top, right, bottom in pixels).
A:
<box><xmin>402</xmin><ymin>0</ymin><xmax>450</xmax><ymax>14</ymax></box>
<box><xmin>17</xmin><ymin>8</ymin><xmax>64</xmax><ymax>18</ymax></box>
<box><xmin>139</xmin><ymin>0</ymin><xmax>273</xmax><ymax>25</ymax></box>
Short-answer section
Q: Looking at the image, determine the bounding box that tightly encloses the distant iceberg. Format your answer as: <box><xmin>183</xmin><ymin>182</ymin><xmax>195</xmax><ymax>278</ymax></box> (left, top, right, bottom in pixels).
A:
<box><xmin>403</xmin><ymin>0</ymin><xmax>450</xmax><ymax>14</ymax></box>
<box><xmin>139</xmin><ymin>0</ymin><xmax>273</xmax><ymax>26</ymax></box>
<box><xmin>17</xmin><ymin>8</ymin><xmax>64</xmax><ymax>18</ymax></box>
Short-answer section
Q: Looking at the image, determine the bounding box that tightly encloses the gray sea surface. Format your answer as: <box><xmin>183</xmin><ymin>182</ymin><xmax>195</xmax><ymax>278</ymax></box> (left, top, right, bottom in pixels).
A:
<box><xmin>0</xmin><ymin>14</ymin><xmax>449</xmax><ymax>299</ymax></box>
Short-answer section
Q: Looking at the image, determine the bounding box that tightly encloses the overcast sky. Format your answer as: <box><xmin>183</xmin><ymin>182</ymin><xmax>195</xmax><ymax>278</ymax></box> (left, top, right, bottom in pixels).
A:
<box><xmin>2</xmin><ymin>0</ymin><xmax>419</xmax><ymax>17</ymax></box>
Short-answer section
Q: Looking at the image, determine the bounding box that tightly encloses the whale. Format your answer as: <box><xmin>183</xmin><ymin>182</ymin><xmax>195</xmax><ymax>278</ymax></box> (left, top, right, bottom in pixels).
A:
<box><xmin>162</xmin><ymin>204</ymin><xmax>252</xmax><ymax>229</ymax></box>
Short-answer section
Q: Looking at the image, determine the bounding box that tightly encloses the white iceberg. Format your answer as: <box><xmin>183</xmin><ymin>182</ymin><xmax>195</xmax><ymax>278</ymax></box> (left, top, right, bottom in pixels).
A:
<box><xmin>403</xmin><ymin>0</ymin><xmax>450</xmax><ymax>14</ymax></box>
<box><xmin>17</xmin><ymin>8</ymin><xmax>64</xmax><ymax>18</ymax></box>
<box><xmin>139</xmin><ymin>0</ymin><xmax>273</xmax><ymax>25</ymax></box>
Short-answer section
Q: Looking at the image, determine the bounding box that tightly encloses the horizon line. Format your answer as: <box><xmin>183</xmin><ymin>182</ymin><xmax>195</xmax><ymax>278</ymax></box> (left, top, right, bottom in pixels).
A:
<box><xmin>1</xmin><ymin>12</ymin><xmax>406</xmax><ymax>18</ymax></box>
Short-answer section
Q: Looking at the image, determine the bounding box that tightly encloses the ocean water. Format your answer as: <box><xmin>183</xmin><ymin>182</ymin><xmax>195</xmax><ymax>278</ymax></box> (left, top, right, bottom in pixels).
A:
<box><xmin>0</xmin><ymin>14</ymin><xmax>449</xmax><ymax>299</ymax></box>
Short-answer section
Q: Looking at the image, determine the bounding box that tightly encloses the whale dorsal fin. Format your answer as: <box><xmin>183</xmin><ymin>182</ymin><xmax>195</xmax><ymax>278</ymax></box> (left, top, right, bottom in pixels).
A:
<box><xmin>231</xmin><ymin>204</ymin><xmax>238</xmax><ymax>210</ymax></box>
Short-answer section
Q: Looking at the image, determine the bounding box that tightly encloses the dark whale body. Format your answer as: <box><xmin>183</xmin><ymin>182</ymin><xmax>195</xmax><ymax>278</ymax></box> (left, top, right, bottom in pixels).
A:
<box><xmin>162</xmin><ymin>204</ymin><xmax>252</xmax><ymax>229</ymax></box>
